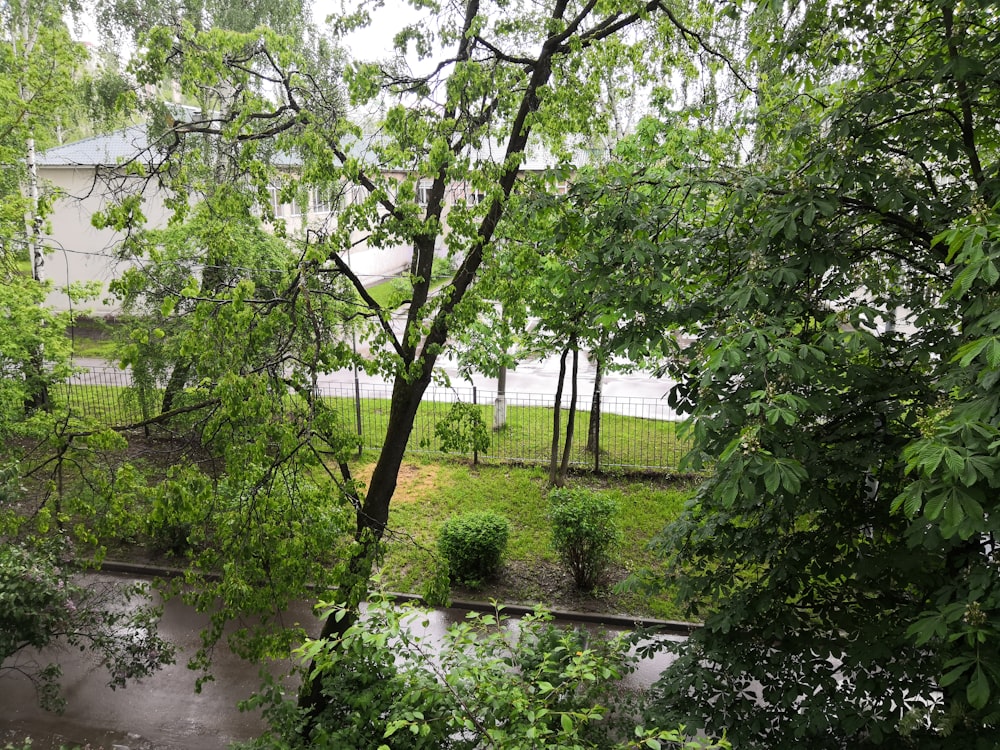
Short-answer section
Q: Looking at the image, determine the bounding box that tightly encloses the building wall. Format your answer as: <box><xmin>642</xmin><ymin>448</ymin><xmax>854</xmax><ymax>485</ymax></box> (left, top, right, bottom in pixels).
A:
<box><xmin>40</xmin><ymin>166</ymin><xmax>170</xmax><ymax>317</ymax></box>
<box><xmin>41</xmin><ymin>165</ymin><xmax>484</xmax><ymax>316</ymax></box>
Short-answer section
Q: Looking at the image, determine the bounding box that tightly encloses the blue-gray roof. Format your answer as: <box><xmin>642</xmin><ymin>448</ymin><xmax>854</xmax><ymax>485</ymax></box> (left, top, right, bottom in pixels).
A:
<box><xmin>37</xmin><ymin>125</ymin><xmax>156</xmax><ymax>166</ymax></box>
<box><xmin>38</xmin><ymin>122</ymin><xmax>579</xmax><ymax>172</ymax></box>
<box><xmin>37</xmin><ymin>122</ymin><xmax>303</xmax><ymax>168</ymax></box>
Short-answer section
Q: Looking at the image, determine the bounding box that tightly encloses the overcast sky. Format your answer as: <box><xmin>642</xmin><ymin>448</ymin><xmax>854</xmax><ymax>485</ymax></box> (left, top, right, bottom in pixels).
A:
<box><xmin>313</xmin><ymin>0</ymin><xmax>425</xmax><ymax>59</ymax></box>
<box><xmin>68</xmin><ymin>0</ymin><xmax>426</xmax><ymax>59</ymax></box>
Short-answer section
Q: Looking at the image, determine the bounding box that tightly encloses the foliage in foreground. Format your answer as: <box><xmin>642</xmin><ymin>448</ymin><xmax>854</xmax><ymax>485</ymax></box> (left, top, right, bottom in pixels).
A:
<box><xmin>563</xmin><ymin>0</ymin><xmax>1000</xmax><ymax>746</ymax></box>
<box><xmin>0</xmin><ymin>541</ymin><xmax>174</xmax><ymax>712</ymax></box>
<box><xmin>1</xmin><ymin>188</ymin><xmax>174</xmax><ymax>713</ymax></box>
<box><xmin>239</xmin><ymin>595</ymin><xmax>728</xmax><ymax>750</ymax></box>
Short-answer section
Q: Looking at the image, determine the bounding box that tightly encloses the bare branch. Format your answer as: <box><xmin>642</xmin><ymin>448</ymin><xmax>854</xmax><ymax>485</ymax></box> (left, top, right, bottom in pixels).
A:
<box><xmin>659</xmin><ymin>2</ymin><xmax>755</xmax><ymax>95</ymax></box>
<box><xmin>320</xmin><ymin>240</ymin><xmax>406</xmax><ymax>359</ymax></box>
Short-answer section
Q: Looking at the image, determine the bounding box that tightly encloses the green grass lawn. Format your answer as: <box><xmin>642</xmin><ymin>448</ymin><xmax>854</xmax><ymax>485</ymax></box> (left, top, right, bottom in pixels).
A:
<box><xmin>66</xmin><ymin>321</ymin><xmax>118</xmax><ymax>359</ymax></box>
<box><xmin>70</xmin><ymin>335</ymin><xmax>117</xmax><ymax>359</ymax></box>
<box><xmin>363</xmin><ymin>457</ymin><xmax>694</xmax><ymax>619</ymax></box>
<box><xmin>364</xmin><ymin>263</ymin><xmax>455</xmax><ymax>310</ymax></box>
<box><xmin>365</xmin><ymin>276</ymin><xmax>405</xmax><ymax>309</ymax></box>
<box><xmin>331</xmin><ymin>394</ymin><xmax>688</xmax><ymax>471</ymax></box>
<box><xmin>51</xmin><ymin>381</ymin><xmax>148</xmax><ymax>426</ymax></box>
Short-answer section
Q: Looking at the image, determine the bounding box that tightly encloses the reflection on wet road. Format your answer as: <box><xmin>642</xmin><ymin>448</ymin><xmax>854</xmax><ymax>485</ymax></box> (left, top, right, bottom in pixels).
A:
<box><xmin>1</xmin><ymin>575</ymin><xmax>681</xmax><ymax>749</ymax></box>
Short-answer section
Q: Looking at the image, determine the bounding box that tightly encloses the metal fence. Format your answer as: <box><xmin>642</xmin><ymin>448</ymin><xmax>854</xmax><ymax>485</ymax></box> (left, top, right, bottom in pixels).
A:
<box><xmin>58</xmin><ymin>367</ymin><xmax>688</xmax><ymax>473</ymax></box>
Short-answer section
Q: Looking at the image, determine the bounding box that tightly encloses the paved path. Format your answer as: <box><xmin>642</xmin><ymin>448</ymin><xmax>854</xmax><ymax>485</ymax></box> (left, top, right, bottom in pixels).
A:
<box><xmin>2</xmin><ymin>574</ymin><xmax>683</xmax><ymax>750</ymax></box>
<box><xmin>1</xmin><ymin>576</ymin><xmax>285</xmax><ymax>750</ymax></box>
<box><xmin>72</xmin><ymin>353</ymin><xmax>684</xmax><ymax>422</ymax></box>
<box><xmin>321</xmin><ymin>353</ymin><xmax>680</xmax><ymax>413</ymax></box>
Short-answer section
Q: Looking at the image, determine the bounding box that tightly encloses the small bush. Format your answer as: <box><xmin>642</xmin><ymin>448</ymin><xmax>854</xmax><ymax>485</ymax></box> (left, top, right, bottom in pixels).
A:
<box><xmin>549</xmin><ymin>488</ymin><xmax>621</xmax><ymax>591</ymax></box>
<box><xmin>438</xmin><ymin>512</ymin><xmax>509</xmax><ymax>587</ymax></box>
<box><xmin>432</xmin><ymin>401</ymin><xmax>490</xmax><ymax>457</ymax></box>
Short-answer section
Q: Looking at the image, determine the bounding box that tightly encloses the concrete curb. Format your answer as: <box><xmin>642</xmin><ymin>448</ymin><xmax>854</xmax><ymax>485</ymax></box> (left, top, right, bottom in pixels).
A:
<box><xmin>98</xmin><ymin>559</ymin><xmax>700</xmax><ymax>636</ymax></box>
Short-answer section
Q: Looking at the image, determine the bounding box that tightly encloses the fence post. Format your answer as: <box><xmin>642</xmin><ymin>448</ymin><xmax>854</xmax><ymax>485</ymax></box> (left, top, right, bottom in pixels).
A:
<box><xmin>353</xmin><ymin>361</ymin><xmax>363</xmax><ymax>458</ymax></box>
<box><xmin>472</xmin><ymin>386</ymin><xmax>479</xmax><ymax>466</ymax></box>
<box><xmin>140</xmin><ymin>376</ymin><xmax>151</xmax><ymax>438</ymax></box>
<box><xmin>593</xmin><ymin>416</ymin><xmax>599</xmax><ymax>474</ymax></box>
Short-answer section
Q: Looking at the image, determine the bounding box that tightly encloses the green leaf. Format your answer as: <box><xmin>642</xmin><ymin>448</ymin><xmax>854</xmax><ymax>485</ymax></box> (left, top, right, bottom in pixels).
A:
<box><xmin>954</xmin><ymin>338</ymin><xmax>991</xmax><ymax>368</ymax></box>
<box><xmin>901</xmin><ymin>485</ymin><xmax>923</xmax><ymax>517</ymax></box>
<box><xmin>968</xmin><ymin>665</ymin><xmax>990</xmax><ymax>710</ymax></box>
<box><xmin>943</xmin><ymin>447</ymin><xmax>965</xmax><ymax>478</ymax></box>
<box><xmin>940</xmin><ymin>659</ymin><xmax>973</xmax><ymax>687</ymax></box>
<box><xmin>763</xmin><ymin>464</ymin><xmax>781</xmax><ymax>494</ymax></box>
<box><xmin>560</xmin><ymin>713</ymin><xmax>574</xmax><ymax>734</ymax></box>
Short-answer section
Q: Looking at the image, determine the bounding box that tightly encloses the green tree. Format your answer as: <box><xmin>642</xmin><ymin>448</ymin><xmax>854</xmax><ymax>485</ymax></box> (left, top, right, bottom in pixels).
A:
<box><xmin>1</xmin><ymin>0</ymin><xmax>88</xmax><ymax>259</ymax></box>
<box><xmin>589</xmin><ymin>0</ymin><xmax>1000</xmax><ymax>745</ymax></box>
<box><xmin>96</xmin><ymin>0</ymin><xmax>310</xmax><ymax>40</ymax></box>
<box><xmin>449</xmin><ymin>259</ymin><xmax>528</xmax><ymax>433</ymax></box>
<box><xmin>1</xmin><ymin>0</ymin><xmax>93</xmax><ymax>409</ymax></box>
<box><xmin>94</xmin><ymin>0</ymin><xmax>321</xmax><ymax>412</ymax></box>
<box><xmin>0</xmin><ymin>0</ymin><xmax>178</xmax><ymax>715</ymax></box>
<box><xmin>93</xmin><ymin>0</ymin><xmax>733</xmax><ymax>722</ymax></box>
<box><xmin>498</xmin><ymin>123</ymin><xmax>719</xmax><ymax>482</ymax></box>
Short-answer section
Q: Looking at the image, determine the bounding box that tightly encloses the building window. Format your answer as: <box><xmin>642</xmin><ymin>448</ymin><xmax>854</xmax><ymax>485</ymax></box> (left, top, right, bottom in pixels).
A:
<box><xmin>309</xmin><ymin>188</ymin><xmax>332</xmax><ymax>215</ymax></box>
<box><xmin>350</xmin><ymin>184</ymin><xmax>368</xmax><ymax>205</ymax></box>
<box><xmin>268</xmin><ymin>186</ymin><xmax>283</xmax><ymax>218</ymax></box>
<box><xmin>417</xmin><ymin>180</ymin><xmax>433</xmax><ymax>207</ymax></box>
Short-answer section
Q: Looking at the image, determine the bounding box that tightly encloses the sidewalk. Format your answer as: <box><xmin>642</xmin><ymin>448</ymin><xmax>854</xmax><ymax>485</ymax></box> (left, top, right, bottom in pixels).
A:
<box><xmin>2</xmin><ymin>568</ymin><xmax>692</xmax><ymax>750</ymax></box>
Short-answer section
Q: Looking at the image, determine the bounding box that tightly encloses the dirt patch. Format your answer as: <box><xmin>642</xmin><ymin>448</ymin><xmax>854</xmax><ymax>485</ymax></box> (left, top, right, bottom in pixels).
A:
<box><xmin>354</xmin><ymin>461</ymin><xmax>444</xmax><ymax>504</ymax></box>
<box><xmin>450</xmin><ymin>558</ymin><xmax>636</xmax><ymax>617</ymax></box>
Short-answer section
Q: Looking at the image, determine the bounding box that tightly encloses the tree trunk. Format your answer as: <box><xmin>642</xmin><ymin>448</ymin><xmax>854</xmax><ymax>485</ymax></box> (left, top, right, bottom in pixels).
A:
<box><xmin>586</xmin><ymin>353</ymin><xmax>604</xmax><ymax>465</ymax></box>
<box><xmin>24</xmin><ymin>352</ymin><xmax>50</xmax><ymax>413</ymax></box>
<box><xmin>27</xmin><ymin>134</ymin><xmax>43</xmax><ymax>285</ymax></box>
<box><xmin>24</xmin><ymin>131</ymin><xmax>49</xmax><ymax>413</ymax></box>
<box><xmin>493</xmin><ymin>363</ymin><xmax>507</xmax><ymax>431</ymax></box>
<box><xmin>299</xmin><ymin>368</ymin><xmax>433</xmax><ymax>724</ymax></box>
<box><xmin>293</xmin><ymin>0</ymin><xmax>666</xmax><ymax>725</ymax></box>
<box><xmin>359</xmin><ymin>374</ymin><xmax>430</xmax><ymax>536</ymax></box>
<box><xmin>549</xmin><ymin>347</ymin><xmax>569</xmax><ymax>486</ymax></box>
<box><xmin>297</xmin><ymin>527</ymin><xmax>376</xmax><ymax>718</ymax></box>
<box><xmin>161</xmin><ymin>254</ymin><xmax>224</xmax><ymax>415</ymax></box>
<box><xmin>161</xmin><ymin>359</ymin><xmax>191</xmax><ymax>414</ymax></box>
<box><xmin>557</xmin><ymin>345</ymin><xmax>579</xmax><ymax>487</ymax></box>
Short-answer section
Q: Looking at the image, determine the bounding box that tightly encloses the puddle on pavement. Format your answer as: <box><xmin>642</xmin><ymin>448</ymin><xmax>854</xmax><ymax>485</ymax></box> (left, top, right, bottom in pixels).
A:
<box><xmin>2</xmin><ymin>575</ymin><xmax>681</xmax><ymax>749</ymax></box>
<box><xmin>1</xmin><ymin>723</ymin><xmax>159</xmax><ymax>750</ymax></box>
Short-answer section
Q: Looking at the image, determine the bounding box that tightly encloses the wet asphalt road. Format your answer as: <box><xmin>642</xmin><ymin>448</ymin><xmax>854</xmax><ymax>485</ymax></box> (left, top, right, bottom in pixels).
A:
<box><xmin>1</xmin><ymin>575</ymin><xmax>682</xmax><ymax>750</ymax></box>
<box><xmin>1</xmin><ymin>576</ymin><xmax>286</xmax><ymax>750</ymax></box>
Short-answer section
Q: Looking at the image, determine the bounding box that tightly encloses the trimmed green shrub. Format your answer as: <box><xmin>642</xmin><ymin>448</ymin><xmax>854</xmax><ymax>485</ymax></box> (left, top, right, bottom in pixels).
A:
<box><xmin>549</xmin><ymin>488</ymin><xmax>621</xmax><ymax>591</ymax></box>
<box><xmin>438</xmin><ymin>512</ymin><xmax>509</xmax><ymax>587</ymax></box>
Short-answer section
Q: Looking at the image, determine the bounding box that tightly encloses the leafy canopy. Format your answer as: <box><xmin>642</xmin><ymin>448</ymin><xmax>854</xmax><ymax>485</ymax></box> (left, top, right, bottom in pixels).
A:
<box><xmin>572</xmin><ymin>0</ymin><xmax>1000</xmax><ymax>746</ymax></box>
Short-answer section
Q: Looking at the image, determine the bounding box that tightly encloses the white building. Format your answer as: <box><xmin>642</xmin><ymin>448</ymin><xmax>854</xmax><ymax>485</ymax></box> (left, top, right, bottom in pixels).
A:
<box><xmin>37</xmin><ymin>125</ymin><xmax>168</xmax><ymax>316</ymax></box>
<box><xmin>36</xmin><ymin>124</ymin><xmax>455</xmax><ymax>315</ymax></box>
